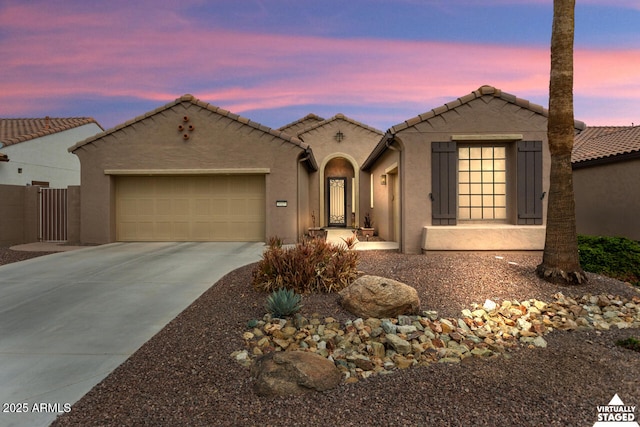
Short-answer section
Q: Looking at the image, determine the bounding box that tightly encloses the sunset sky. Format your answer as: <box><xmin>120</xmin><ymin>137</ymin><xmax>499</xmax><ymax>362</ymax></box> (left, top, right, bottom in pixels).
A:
<box><xmin>1</xmin><ymin>0</ymin><xmax>638</xmax><ymax>132</ymax></box>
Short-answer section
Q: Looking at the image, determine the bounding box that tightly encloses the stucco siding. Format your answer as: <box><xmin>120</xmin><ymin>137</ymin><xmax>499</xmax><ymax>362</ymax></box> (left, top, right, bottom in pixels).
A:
<box><xmin>73</xmin><ymin>101</ymin><xmax>305</xmax><ymax>244</ymax></box>
<box><xmin>0</xmin><ymin>184</ymin><xmax>39</xmax><ymax>246</ymax></box>
<box><xmin>0</xmin><ymin>124</ymin><xmax>101</xmax><ymax>187</ymax></box>
<box><xmin>300</xmin><ymin>118</ymin><xmax>382</xmax><ymax>228</ymax></box>
<box><xmin>393</xmin><ymin>95</ymin><xmax>551</xmax><ymax>253</ymax></box>
<box><xmin>574</xmin><ymin>158</ymin><xmax>640</xmax><ymax>240</ymax></box>
<box><xmin>367</xmin><ymin>148</ymin><xmax>400</xmax><ymax>244</ymax></box>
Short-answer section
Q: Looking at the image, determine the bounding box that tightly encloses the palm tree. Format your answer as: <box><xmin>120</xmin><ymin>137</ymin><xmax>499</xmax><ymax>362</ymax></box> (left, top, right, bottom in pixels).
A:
<box><xmin>536</xmin><ymin>0</ymin><xmax>587</xmax><ymax>285</ymax></box>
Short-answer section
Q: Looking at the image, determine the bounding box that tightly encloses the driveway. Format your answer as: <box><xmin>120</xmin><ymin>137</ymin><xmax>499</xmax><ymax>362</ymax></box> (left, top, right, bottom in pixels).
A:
<box><xmin>0</xmin><ymin>242</ymin><xmax>264</xmax><ymax>427</ymax></box>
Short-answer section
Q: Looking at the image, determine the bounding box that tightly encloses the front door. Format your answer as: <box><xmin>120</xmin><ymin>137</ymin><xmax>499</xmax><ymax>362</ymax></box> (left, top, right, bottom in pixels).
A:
<box><xmin>327</xmin><ymin>177</ymin><xmax>347</xmax><ymax>227</ymax></box>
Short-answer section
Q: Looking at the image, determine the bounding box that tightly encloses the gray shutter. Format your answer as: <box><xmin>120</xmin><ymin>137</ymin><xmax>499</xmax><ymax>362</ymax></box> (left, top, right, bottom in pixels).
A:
<box><xmin>517</xmin><ymin>140</ymin><xmax>543</xmax><ymax>225</ymax></box>
<box><xmin>431</xmin><ymin>141</ymin><xmax>457</xmax><ymax>225</ymax></box>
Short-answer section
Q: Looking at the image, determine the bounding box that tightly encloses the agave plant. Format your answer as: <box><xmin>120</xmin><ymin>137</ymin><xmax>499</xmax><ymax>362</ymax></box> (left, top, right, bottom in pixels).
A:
<box><xmin>265</xmin><ymin>288</ymin><xmax>302</xmax><ymax>318</ymax></box>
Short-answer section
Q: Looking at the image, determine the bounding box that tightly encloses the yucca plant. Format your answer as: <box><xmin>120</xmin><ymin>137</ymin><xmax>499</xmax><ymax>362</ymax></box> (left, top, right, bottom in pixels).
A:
<box><xmin>265</xmin><ymin>288</ymin><xmax>302</xmax><ymax>318</ymax></box>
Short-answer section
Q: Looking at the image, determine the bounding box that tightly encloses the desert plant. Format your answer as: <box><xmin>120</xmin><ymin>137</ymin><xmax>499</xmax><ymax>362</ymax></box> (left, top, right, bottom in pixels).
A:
<box><xmin>616</xmin><ymin>336</ymin><xmax>640</xmax><ymax>353</ymax></box>
<box><xmin>252</xmin><ymin>236</ymin><xmax>359</xmax><ymax>294</ymax></box>
<box><xmin>267</xmin><ymin>235</ymin><xmax>283</xmax><ymax>249</ymax></box>
<box><xmin>363</xmin><ymin>212</ymin><xmax>373</xmax><ymax>228</ymax></box>
<box><xmin>341</xmin><ymin>234</ymin><xmax>358</xmax><ymax>250</ymax></box>
<box><xmin>265</xmin><ymin>288</ymin><xmax>302</xmax><ymax>318</ymax></box>
<box><xmin>578</xmin><ymin>235</ymin><xmax>640</xmax><ymax>286</ymax></box>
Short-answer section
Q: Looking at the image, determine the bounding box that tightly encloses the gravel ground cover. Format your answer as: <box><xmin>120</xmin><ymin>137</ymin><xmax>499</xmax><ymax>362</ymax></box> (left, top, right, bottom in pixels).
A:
<box><xmin>4</xmin><ymin>248</ymin><xmax>639</xmax><ymax>426</ymax></box>
<box><xmin>0</xmin><ymin>247</ymin><xmax>55</xmax><ymax>266</ymax></box>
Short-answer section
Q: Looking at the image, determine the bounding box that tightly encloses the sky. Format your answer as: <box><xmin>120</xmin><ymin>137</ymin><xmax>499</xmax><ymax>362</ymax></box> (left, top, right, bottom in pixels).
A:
<box><xmin>1</xmin><ymin>0</ymin><xmax>639</xmax><ymax>132</ymax></box>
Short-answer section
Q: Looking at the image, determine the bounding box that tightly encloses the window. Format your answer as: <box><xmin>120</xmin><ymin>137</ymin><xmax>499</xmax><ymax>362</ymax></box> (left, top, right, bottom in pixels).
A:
<box><xmin>458</xmin><ymin>145</ymin><xmax>506</xmax><ymax>220</ymax></box>
<box><xmin>431</xmin><ymin>140</ymin><xmax>542</xmax><ymax>226</ymax></box>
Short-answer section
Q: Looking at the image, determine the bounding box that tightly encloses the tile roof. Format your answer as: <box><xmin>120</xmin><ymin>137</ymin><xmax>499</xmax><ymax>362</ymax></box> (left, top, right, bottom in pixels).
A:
<box><xmin>362</xmin><ymin>85</ymin><xmax>588</xmax><ymax>171</ymax></box>
<box><xmin>68</xmin><ymin>94</ymin><xmax>318</xmax><ymax>171</ymax></box>
<box><xmin>390</xmin><ymin>85</ymin><xmax>586</xmax><ymax>133</ymax></box>
<box><xmin>278</xmin><ymin>113</ymin><xmax>325</xmax><ymax>134</ymax></box>
<box><xmin>296</xmin><ymin>113</ymin><xmax>384</xmax><ymax>138</ymax></box>
<box><xmin>0</xmin><ymin>117</ymin><xmax>101</xmax><ymax>148</ymax></box>
<box><xmin>70</xmin><ymin>94</ymin><xmax>311</xmax><ymax>152</ymax></box>
<box><xmin>573</xmin><ymin>126</ymin><xmax>640</xmax><ymax>164</ymax></box>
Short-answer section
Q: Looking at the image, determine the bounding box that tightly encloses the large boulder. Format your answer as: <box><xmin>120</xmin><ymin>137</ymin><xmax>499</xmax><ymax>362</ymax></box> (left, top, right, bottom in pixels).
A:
<box><xmin>251</xmin><ymin>351</ymin><xmax>342</xmax><ymax>396</ymax></box>
<box><xmin>339</xmin><ymin>275</ymin><xmax>420</xmax><ymax>318</ymax></box>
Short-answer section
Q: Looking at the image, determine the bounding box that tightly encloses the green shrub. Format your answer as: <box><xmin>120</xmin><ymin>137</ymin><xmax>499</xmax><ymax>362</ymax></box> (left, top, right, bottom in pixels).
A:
<box><xmin>265</xmin><ymin>288</ymin><xmax>302</xmax><ymax>318</ymax></box>
<box><xmin>578</xmin><ymin>235</ymin><xmax>640</xmax><ymax>286</ymax></box>
<box><xmin>616</xmin><ymin>337</ymin><xmax>640</xmax><ymax>353</ymax></box>
<box><xmin>252</xmin><ymin>236</ymin><xmax>359</xmax><ymax>293</ymax></box>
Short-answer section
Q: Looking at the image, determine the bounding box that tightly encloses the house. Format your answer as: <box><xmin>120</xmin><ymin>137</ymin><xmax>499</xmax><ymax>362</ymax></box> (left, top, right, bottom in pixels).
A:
<box><xmin>0</xmin><ymin>117</ymin><xmax>103</xmax><ymax>187</ymax></box>
<box><xmin>362</xmin><ymin>85</ymin><xmax>585</xmax><ymax>253</ymax></box>
<box><xmin>572</xmin><ymin>125</ymin><xmax>640</xmax><ymax>241</ymax></box>
<box><xmin>69</xmin><ymin>86</ymin><xmax>588</xmax><ymax>253</ymax></box>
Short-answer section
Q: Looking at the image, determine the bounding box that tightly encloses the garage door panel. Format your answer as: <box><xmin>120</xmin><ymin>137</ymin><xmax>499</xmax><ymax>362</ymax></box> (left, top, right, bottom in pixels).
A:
<box><xmin>194</xmin><ymin>199</ymin><xmax>211</xmax><ymax>215</ymax></box>
<box><xmin>116</xmin><ymin>175</ymin><xmax>265</xmax><ymax>241</ymax></box>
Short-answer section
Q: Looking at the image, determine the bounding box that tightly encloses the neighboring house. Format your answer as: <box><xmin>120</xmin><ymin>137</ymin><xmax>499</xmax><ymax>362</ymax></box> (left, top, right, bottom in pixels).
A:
<box><xmin>0</xmin><ymin>117</ymin><xmax>102</xmax><ymax>187</ymax></box>
<box><xmin>362</xmin><ymin>85</ymin><xmax>585</xmax><ymax>253</ymax></box>
<box><xmin>70</xmin><ymin>86</ymin><xmax>595</xmax><ymax>253</ymax></box>
<box><xmin>572</xmin><ymin>126</ymin><xmax>640</xmax><ymax>241</ymax></box>
<box><xmin>280</xmin><ymin>113</ymin><xmax>384</xmax><ymax>230</ymax></box>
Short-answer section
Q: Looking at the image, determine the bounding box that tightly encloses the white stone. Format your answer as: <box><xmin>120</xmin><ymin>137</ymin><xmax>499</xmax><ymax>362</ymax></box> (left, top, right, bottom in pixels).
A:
<box><xmin>483</xmin><ymin>299</ymin><xmax>497</xmax><ymax>311</ymax></box>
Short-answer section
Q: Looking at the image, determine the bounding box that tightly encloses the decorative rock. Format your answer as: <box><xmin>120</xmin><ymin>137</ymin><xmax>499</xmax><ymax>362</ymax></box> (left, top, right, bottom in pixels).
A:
<box><xmin>237</xmin><ymin>291</ymin><xmax>640</xmax><ymax>385</ymax></box>
<box><xmin>385</xmin><ymin>333</ymin><xmax>412</xmax><ymax>355</ymax></box>
<box><xmin>532</xmin><ymin>336</ymin><xmax>547</xmax><ymax>348</ymax></box>
<box><xmin>423</xmin><ymin>310</ymin><xmax>439</xmax><ymax>321</ymax></box>
<box><xmin>339</xmin><ymin>275</ymin><xmax>420</xmax><ymax>318</ymax></box>
<box><xmin>440</xmin><ymin>319</ymin><xmax>455</xmax><ymax>334</ymax></box>
<box><xmin>369</xmin><ymin>341</ymin><xmax>386</xmax><ymax>358</ymax></box>
<box><xmin>251</xmin><ymin>351</ymin><xmax>342</xmax><ymax>396</ymax></box>
<box><xmin>471</xmin><ymin>347</ymin><xmax>493</xmax><ymax>357</ymax></box>
<box><xmin>483</xmin><ymin>299</ymin><xmax>497</xmax><ymax>311</ymax></box>
<box><xmin>381</xmin><ymin>319</ymin><xmax>397</xmax><ymax>334</ymax></box>
<box><xmin>393</xmin><ymin>354</ymin><xmax>414</xmax><ymax>369</ymax></box>
<box><xmin>397</xmin><ymin>325</ymin><xmax>417</xmax><ymax>335</ymax></box>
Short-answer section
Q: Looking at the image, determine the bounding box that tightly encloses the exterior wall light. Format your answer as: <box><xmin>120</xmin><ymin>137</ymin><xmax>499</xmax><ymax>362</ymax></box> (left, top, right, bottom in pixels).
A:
<box><xmin>380</xmin><ymin>174</ymin><xmax>387</xmax><ymax>185</ymax></box>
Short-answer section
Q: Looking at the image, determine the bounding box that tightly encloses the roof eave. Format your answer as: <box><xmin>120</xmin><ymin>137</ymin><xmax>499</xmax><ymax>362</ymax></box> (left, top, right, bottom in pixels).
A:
<box><xmin>362</xmin><ymin>131</ymin><xmax>394</xmax><ymax>171</ymax></box>
<box><xmin>69</xmin><ymin>94</ymin><xmax>308</xmax><ymax>154</ymax></box>
<box><xmin>300</xmin><ymin>147</ymin><xmax>319</xmax><ymax>172</ymax></box>
<box><xmin>572</xmin><ymin>150</ymin><xmax>640</xmax><ymax>169</ymax></box>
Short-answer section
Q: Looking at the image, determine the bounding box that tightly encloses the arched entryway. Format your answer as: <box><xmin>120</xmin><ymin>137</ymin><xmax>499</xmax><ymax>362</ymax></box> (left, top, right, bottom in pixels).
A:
<box><xmin>320</xmin><ymin>154</ymin><xmax>358</xmax><ymax>228</ymax></box>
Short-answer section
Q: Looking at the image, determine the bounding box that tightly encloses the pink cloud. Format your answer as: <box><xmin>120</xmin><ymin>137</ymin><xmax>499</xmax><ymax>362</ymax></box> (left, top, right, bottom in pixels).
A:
<box><xmin>1</xmin><ymin>1</ymin><xmax>638</xmax><ymax>127</ymax></box>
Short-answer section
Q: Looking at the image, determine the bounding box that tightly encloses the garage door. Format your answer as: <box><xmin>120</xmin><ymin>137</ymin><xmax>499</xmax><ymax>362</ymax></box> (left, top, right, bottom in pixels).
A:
<box><xmin>116</xmin><ymin>175</ymin><xmax>265</xmax><ymax>241</ymax></box>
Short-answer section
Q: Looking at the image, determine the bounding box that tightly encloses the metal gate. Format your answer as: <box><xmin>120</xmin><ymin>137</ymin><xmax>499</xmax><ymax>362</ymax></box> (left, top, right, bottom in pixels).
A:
<box><xmin>39</xmin><ymin>188</ymin><xmax>68</xmax><ymax>242</ymax></box>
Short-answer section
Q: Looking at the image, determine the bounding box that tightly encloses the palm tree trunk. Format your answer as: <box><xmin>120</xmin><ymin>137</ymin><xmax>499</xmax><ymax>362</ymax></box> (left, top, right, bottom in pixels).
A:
<box><xmin>536</xmin><ymin>0</ymin><xmax>587</xmax><ymax>285</ymax></box>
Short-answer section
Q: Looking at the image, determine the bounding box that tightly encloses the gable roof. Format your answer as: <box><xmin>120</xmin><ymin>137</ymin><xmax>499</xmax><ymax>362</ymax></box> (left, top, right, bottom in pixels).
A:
<box><xmin>278</xmin><ymin>113</ymin><xmax>325</xmax><ymax>135</ymax></box>
<box><xmin>69</xmin><ymin>94</ymin><xmax>318</xmax><ymax>171</ymax></box>
<box><xmin>390</xmin><ymin>85</ymin><xmax>586</xmax><ymax>134</ymax></box>
<box><xmin>362</xmin><ymin>85</ymin><xmax>587</xmax><ymax>170</ymax></box>
<box><xmin>0</xmin><ymin>117</ymin><xmax>101</xmax><ymax>148</ymax></box>
<box><xmin>573</xmin><ymin>126</ymin><xmax>640</xmax><ymax>166</ymax></box>
<box><xmin>296</xmin><ymin>113</ymin><xmax>384</xmax><ymax>139</ymax></box>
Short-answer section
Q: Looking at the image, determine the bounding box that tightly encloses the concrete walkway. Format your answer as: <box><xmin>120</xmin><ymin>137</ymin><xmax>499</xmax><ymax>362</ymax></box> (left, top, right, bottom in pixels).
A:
<box><xmin>0</xmin><ymin>242</ymin><xmax>264</xmax><ymax>427</ymax></box>
<box><xmin>325</xmin><ymin>228</ymin><xmax>399</xmax><ymax>251</ymax></box>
